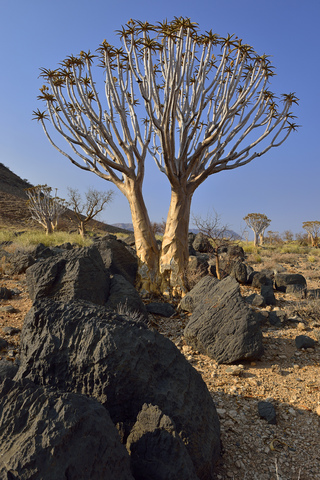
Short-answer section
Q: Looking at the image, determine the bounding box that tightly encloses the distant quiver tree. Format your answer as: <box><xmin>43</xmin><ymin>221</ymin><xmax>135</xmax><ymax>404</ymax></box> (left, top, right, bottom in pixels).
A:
<box><xmin>243</xmin><ymin>213</ymin><xmax>271</xmax><ymax>246</ymax></box>
<box><xmin>26</xmin><ymin>185</ymin><xmax>66</xmax><ymax>234</ymax></box>
<box><xmin>33</xmin><ymin>17</ymin><xmax>299</xmax><ymax>295</ymax></box>
<box><xmin>302</xmin><ymin>221</ymin><xmax>320</xmax><ymax>247</ymax></box>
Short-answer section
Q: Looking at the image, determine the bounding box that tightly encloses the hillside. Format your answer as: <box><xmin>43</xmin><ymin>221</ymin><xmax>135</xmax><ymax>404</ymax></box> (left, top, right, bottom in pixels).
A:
<box><xmin>0</xmin><ymin>162</ymin><xmax>129</xmax><ymax>234</ymax></box>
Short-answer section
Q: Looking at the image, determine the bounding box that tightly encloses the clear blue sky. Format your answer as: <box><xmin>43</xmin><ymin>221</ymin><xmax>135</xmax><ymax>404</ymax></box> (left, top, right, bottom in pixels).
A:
<box><xmin>1</xmin><ymin>0</ymin><xmax>319</xmax><ymax>238</ymax></box>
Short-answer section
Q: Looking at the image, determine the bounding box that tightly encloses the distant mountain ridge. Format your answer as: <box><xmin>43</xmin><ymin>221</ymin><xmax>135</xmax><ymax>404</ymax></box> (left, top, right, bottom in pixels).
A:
<box><xmin>112</xmin><ymin>222</ymin><xmax>241</xmax><ymax>238</ymax></box>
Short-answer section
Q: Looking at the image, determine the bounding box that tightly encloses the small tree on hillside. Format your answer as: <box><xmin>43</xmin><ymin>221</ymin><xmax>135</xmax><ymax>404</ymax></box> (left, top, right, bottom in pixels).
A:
<box><xmin>26</xmin><ymin>185</ymin><xmax>66</xmax><ymax>234</ymax></box>
<box><xmin>302</xmin><ymin>221</ymin><xmax>320</xmax><ymax>247</ymax></box>
<box><xmin>33</xmin><ymin>17</ymin><xmax>298</xmax><ymax>295</ymax></box>
<box><xmin>244</xmin><ymin>213</ymin><xmax>271</xmax><ymax>246</ymax></box>
<box><xmin>67</xmin><ymin>187</ymin><xmax>114</xmax><ymax>236</ymax></box>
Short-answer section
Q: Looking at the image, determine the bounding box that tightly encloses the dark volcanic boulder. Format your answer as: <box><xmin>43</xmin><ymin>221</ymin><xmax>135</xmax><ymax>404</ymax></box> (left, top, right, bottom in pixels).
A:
<box><xmin>95</xmin><ymin>235</ymin><xmax>138</xmax><ymax>286</ymax></box>
<box><xmin>180</xmin><ymin>275</ymin><xmax>220</xmax><ymax>313</ymax></box>
<box><xmin>184</xmin><ymin>276</ymin><xmax>264</xmax><ymax>364</ymax></box>
<box><xmin>126</xmin><ymin>403</ymin><xmax>199</xmax><ymax>480</ymax></box>
<box><xmin>5</xmin><ymin>250</ymin><xmax>36</xmax><ymax>275</ymax></box>
<box><xmin>106</xmin><ymin>274</ymin><xmax>148</xmax><ymax>321</ymax></box>
<box><xmin>228</xmin><ymin>259</ymin><xmax>248</xmax><ymax>284</ymax></box>
<box><xmin>250</xmin><ymin>271</ymin><xmax>273</xmax><ymax>288</ymax></box>
<box><xmin>274</xmin><ymin>273</ymin><xmax>307</xmax><ymax>294</ymax></box>
<box><xmin>192</xmin><ymin>233</ymin><xmax>212</xmax><ymax>253</ymax></box>
<box><xmin>26</xmin><ymin>245</ymin><xmax>110</xmax><ymax>305</ymax></box>
<box><xmin>0</xmin><ymin>378</ymin><xmax>134</xmax><ymax>480</ymax></box>
<box><xmin>260</xmin><ymin>284</ymin><xmax>276</xmax><ymax>306</ymax></box>
<box><xmin>0</xmin><ymin>287</ymin><xmax>13</xmax><ymax>300</ymax></box>
<box><xmin>146</xmin><ymin>302</ymin><xmax>176</xmax><ymax>317</ymax></box>
<box><xmin>16</xmin><ymin>299</ymin><xmax>221</xmax><ymax>480</ymax></box>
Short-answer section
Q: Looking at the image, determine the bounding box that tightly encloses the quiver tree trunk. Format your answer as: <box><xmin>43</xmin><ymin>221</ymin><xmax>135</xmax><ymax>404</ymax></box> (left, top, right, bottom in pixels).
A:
<box><xmin>126</xmin><ymin>181</ymin><xmax>160</xmax><ymax>294</ymax></box>
<box><xmin>78</xmin><ymin>221</ymin><xmax>86</xmax><ymax>238</ymax></box>
<box><xmin>45</xmin><ymin>219</ymin><xmax>53</xmax><ymax>235</ymax></box>
<box><xmin>160</xmin><ymin>188</ymin><xmax>193</xmax><ymax>297</ymax></box>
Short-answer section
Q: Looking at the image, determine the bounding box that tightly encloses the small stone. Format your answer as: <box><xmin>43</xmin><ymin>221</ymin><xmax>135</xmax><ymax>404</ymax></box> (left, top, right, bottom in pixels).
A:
<box><xmin>216</xmin><ymin>408</ymin><xmax>226</xmax><ymax>417</ymax></box>
<box><xmin>258</xmin><ymin>401</ymin><xmax>277</xmax><ymax>424</ymax></box>
<box><xmin>297</xmin><ymin>322</ymin><xmax>307</xmax><ymax>331</ymax></box>
<box><xmin>316</xmin><ymin>405</ymin><xmax>320</xmax><ymax>416</ymax></box>
<box><xmin>0</xmin><ymin>306</ymin><xmax>17</xmax><ymax>313</ymax></box>
<box><xmin>0</xmin><ymin>338</ymin><xmax>8</xmax><ymax>350</ymax></box>
<box><xmin>2</xmin><ymin>326</ymin><xmax>21</xmax><ymax>336</ymax></box>
<box><xmin>295</xmin><ymin>335</ymin><xmax>316</xmax><ymax>350</ymax></box>
<box><xmin>225</xmin><ymin>365</ymin><xmax>244</xmax><ymax>376</ymax></box>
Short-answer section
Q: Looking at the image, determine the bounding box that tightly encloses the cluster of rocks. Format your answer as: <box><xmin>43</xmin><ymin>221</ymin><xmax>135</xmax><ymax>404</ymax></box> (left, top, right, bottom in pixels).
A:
<box><xmin>0</xmin><ymin>235</ymin><xmax>221</xmax><ymax>480</ymax></box>
<box><xmin>0</xmin><ymin>233</ymin><xmax>318</xmax><ymax>479</ymax></box>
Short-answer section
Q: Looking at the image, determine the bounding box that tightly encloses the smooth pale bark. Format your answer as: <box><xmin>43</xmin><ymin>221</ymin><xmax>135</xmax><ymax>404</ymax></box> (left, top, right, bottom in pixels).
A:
<box><xmin>253</xmin><ymin>231</ymin><xmax>259</xmax><ymax>247</ymax></box>
<box><xmin>78</xmin><ymin>221</ymin><xmax>86</xmax><ymax>238</ymax></box>
<box><xmin>45</xmin><ymin>220</ymin><xmax>53</xmax><ymax>235</ymax></box>
<box><xmin>126</xmin><ymin>182</ymin><xmax>160</xmax><ymax>293</ymax></box>
<box><xmin>160</xmin><ymin>189</ymin><xmax>193</xmax><ymax>296</ymax></box>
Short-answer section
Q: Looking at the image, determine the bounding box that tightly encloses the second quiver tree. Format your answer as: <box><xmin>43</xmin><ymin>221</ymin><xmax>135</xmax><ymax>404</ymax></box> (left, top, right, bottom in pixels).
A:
<box><xmin>25</xmin><ymin>185</ymin><xmax>66</xmax><ymax>234</ymax></box>
<box><xmin>67</xmin><ymin>187</ymin><xmax>114</xmax><ymax>236</ymax></box>
<box><xmin>33</xmin><ymin>17</ymin><xmax>298</xmax><ymax>295</ymax></box>
<box><xmin>302</xmin><ymin>221</ymin><xmax>320</xmax><ymax>247</ymax></box>
<box><xmin>243</xmin><ymin>213</ymin><xmax>271</xmax><ymax>246</ymax></box>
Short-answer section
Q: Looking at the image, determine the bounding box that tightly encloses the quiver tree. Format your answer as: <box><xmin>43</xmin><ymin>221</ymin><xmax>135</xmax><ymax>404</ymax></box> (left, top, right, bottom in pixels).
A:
<box><xmin>33</xmin><ymin>17</ymin><xmax>298</xmax><ymax>295</ymax></box>
<box><xmin>243</xmin><ymin>213</ymin><xmax>271</xmax><ymax>246</ymax></box>
<box><xmin>302</xmin><ymin>221</ymin><xmax>320</xmax><ymax>247</ymax></box>
<box><xmin>26</xmin><ymin>185</ymin><xmax>66</xmax><ymax>234</ymax></box>
<box><xmin>67</xmin><ymin>187</ymin><xmax>114</xmax><ymax>236</ymax></box>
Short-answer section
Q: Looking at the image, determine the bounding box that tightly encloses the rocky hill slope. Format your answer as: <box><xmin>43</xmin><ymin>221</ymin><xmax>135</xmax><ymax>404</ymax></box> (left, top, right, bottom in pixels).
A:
<box><xmin>0</xmin><ymin>162</ymin><xmax>128</xmax><ymax>234</ymax></box>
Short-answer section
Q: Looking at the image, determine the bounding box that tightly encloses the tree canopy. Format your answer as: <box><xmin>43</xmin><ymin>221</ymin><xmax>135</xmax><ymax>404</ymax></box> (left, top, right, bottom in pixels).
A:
<box><xmin>33</xmin><ymin>18</ymin><xmax>298</xmax><ymax>294</ymax></box>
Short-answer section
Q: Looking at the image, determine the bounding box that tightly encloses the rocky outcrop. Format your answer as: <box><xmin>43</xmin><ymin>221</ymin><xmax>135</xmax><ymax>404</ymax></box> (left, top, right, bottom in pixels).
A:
<box><xmin>15</xmin><ymin>299</ymin><xmax>221</xmax><ymax>480</ymax></box>
<box><xmin>184</xmin><ymin>276</ymin><xmax>264</xmax><ymax>364</ymax></box>
<box><xmin>25</xmin><ymin>245</ymin><xmax>110</xmax><ymax>305</ymax></box>
<box><xmin>0</xmin><ymin>378</ymin><xmax>134</xmax><ymax>480</ymax></box>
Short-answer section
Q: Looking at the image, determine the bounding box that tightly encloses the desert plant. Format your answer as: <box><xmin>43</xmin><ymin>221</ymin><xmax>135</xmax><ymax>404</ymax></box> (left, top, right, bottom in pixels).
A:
<box><xmin>25</xmin><ymin>185</ymin><xmax>66</xmax><ymax>234</ymax></box>
<box><xmin>34</xmin><ymin>18</ymin><xmax>298</xmax><ymax>295</ymax></box>
<box><xmin>302</xmin><ymin>221</ymin><xmax>320</xmax><ymax>247</ymax></box>
<box><xmin>243</xmin><ymin>213</ymin><xmax>271</xmax><ymax>246</ymax></box>
<box><xmin>67</xmin><ymin>187</ymin><xmax>114</xmax><ymax>237</ymax></box>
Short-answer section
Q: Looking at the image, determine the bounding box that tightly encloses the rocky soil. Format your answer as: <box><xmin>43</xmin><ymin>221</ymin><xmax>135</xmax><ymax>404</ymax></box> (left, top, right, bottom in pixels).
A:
<box><xmin>1</xmin><ymin>252</ymin><xmax>320</xmax><ymax>480</ymax></box>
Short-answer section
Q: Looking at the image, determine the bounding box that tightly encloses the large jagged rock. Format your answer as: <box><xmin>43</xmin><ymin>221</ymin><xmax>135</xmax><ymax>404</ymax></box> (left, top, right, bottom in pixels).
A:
<box><xmin>180</xmin><ymin>275</ymin><xmax>220</xmax><ymax>313</ymax></box>
<box><xmin>126</xmin><ymin>403</ymin><xmax>199</xmax><ymax>480</ymax></box>
<box><xmin>15</xmin><ymin>299</ymin><xmax>221</xmax><ymax>480</ymax></box>
<box><xmin>25</xmin><ymin>245</ymin><xmax>110</xmax><ymax>305</ymax></box>
<box><xmin>0</xmin><ymin>378</ymin><xmax>134</xmax><ymax>480</ymax></box>
<box><xmin>95</xmin><ymin>235</ymin><xmax>138</xmax><ymax>286</ymax></box>
<box><xmin>184</xmin><ymin>276</ymin><xmax>264</xmax><ymax>364</ymax></box>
